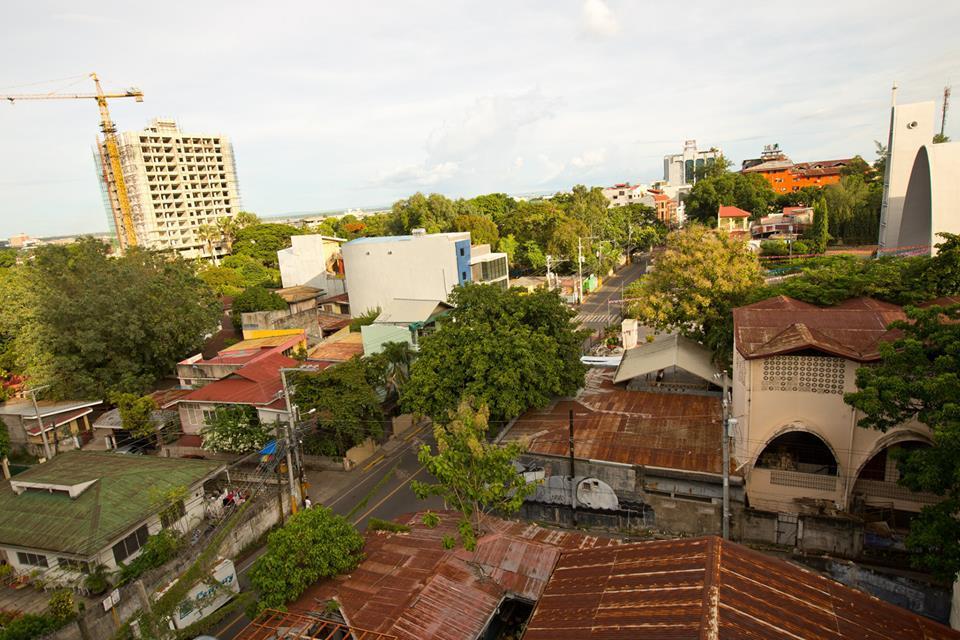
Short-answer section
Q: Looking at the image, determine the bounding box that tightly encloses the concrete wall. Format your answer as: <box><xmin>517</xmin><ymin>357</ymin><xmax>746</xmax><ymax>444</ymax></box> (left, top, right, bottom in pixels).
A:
<box><xmin>342</xmin><ymin>232</ymin><xmax>470</xmax><ymax>316</ymax></box>
<box><xmin>738</xmin><ymin>508</ymin><xmax>863</xmax><ymax>559</ymax></box>
<box><xmin>278</xmin><ymin>235</ymin><xmax>343</xmax><ymax>290</ymax></box>
<box><xmin>241</xmin><ymin>306</ymin><xmax>325</xmax><ymax>343</ymax></box>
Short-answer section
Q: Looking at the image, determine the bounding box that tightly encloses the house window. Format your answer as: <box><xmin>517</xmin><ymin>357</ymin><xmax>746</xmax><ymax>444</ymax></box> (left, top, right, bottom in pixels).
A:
<box><xmin>112</xmin><ymin>525</ymin><xmax>150</xmax><ymax>564</ymax></box>
<box><xmin>459</xmin><ymin>248</ymin><xmax>465</xmax><ymax>257</ymax></box>
<box><xmin>57</xmin><ymin>557</ymin><xmax>91</xmax><ymax>574</ymax></box>
<box><xmin>462</xmin><ymin>271</ymin><xmax>467</xmax><ymax>281</ymax></box>
<box><xmin>17</xmin><ymin>552</ymin><xmax>48</xmax><ymax>568</ymax></box>
<box><xmin>160</xmin><ymin>500</ymin><xmax>187</xmax><ymax>529</ymax></box>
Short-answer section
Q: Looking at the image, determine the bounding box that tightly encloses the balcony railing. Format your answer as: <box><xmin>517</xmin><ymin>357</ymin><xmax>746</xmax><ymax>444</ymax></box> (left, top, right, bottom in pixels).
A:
<box><xmin>769</xmin><ymin>469</ymin><xmax>838</xmax><ymax>492</ymax></box>
<box><xmin>853</xmin><ymin>479</ymin><xmax>940</xmax><ymax>506</ymax></box>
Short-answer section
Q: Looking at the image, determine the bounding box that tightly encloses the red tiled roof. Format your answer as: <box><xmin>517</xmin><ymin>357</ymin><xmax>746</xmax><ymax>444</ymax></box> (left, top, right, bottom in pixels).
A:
<box><xmin>718</xmin><ymin>205</ymin><xmax>751</xmax><ymax>218</ymax></box>
<box><xmin>503</xmin><ymin>369</ymin><xmax>729</xmax><ymax>475</ymax></box>
<box><xmin>294</xmin><ymin>511</ymin><xmax>618</xmax><ymax>640</ymax></box>
<box><xmin>178</xmin><ymin>352</ymin><xmax>299</xmax><ymax>406</ymax></box>
<box><xmin>524</xmin><ymin>536</ymin><xmax>960</xmax><ymax>640</ymax></box>
<box><xmin>320</xmin><ymin>293</ymin><xmax>349</xmax><ymax>304</ymax></box>
<box><xmin>734</xmin><ymin>295</ymin><xmax>905</xmax><ymax>361</ymax></box>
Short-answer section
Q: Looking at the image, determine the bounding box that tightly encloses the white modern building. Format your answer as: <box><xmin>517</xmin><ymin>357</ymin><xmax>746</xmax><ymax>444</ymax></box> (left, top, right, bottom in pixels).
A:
<box><xmin>98</xmin><ymin>118</ymin><xmax>242</xmax><ymax>259</ymax></box>
<box><xmin>663</xmin><ymin>140</ymin><xmax>722</xmax><ymax>187</ymax></box>
<box><xmin>878</xmin><ymin>100</ymin><xmax>936</xmax><ymax>250</ymax></box>
<box><xmin>277</xmin><ymin>234</ymin><xmax>347</xmax><ymax>296</ymax></box>
<box><xmin>341</xmin><ymin>230</ymin><xmax>508</xmax><ymax>316</ymax></box>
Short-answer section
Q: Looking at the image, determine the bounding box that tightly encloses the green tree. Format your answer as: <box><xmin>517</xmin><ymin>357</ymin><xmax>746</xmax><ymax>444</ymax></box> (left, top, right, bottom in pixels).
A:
<box><xmin>412</xmin><ymin>401</ymin><xmax>535</xmax><ymax>550</ymax></box>
<box><xmin>624</xmin><ymin>225</ymin><xmax>763</xmax><ymax>366</ymax></box>
<box><xmin>4</xmin><ymin>240</ymin><xmax>220</xmax><ymax>399</ymax></box>
<box><xmin>0</xmin><ymin>248</ymin><xmax>16</xmax><ymax>269</ymax></box>
<box><xmin>197</xmin><ymin>265</ymin><xmax>245</xmax><ymax>297</ymax></box>
<box><xmin>684</xmin><ymin>166</ymin><xmax>776</xmax><ymax>224</ymax></box>
<box><xmin>201</xmin><ymin>405</ymin><xmax>272</xmax><ymax>454</ymax></box>
<box><xmin>497</xmin><ymin>234</ymin><xmax>519</xmax><ymax>266</ymax></box>
<box><xmin>810</xmin><ymin>195</ymin><xmax>829</xmax><ymax>253</ymax></box>
<box><xmin>113</xmin><ymin>392</ymin><xmax>159</xmax><ymax>445</ymax></box>
<box><xmin>451</xmin><ymin>213</ymin><xmax>499</xmax><ymax>246</ymax></box>
<box><xmin>349</xmin><ymin>307</ymin><xmax>381</xmax><ymax>332</ymax></box>
<box><xmin>292</xmin><ymin>358</ymin><xmax>384</xmax><ymax>456</ymax></box>
<box><xmin>844</xmin><ymin>304</ymin><xmax>960</xmax><ymax>578</ymax></box>
<box><xmin>376</xmin><ymin>341</ymin><xmax>416</xmax><ymax>397</ymax></box>
<box><xmin>231</xmin><ymin>286</ymin><xmax>287</xmax><ymax>330</ymax></box>
<box><xmin>248</xmin><ymin>506</ymin><xmax>364</xmax><ymax>613</ymax></box>
<box><xmin>520</xmin><ymin>240</ymin><xmax>547</xmax><ymax>270</ymax></box>
<box><xmin>232</xmin><ymin>223</ymin><xmax>302</xmax><ymax>268</ymax></box>
<box><xmin>221</xmin><ymin>253</ymin><xmax>279</xmax><ymax>289</ymax></box>
<box><xmin>402</xmin><ymin>285</ymin><xmax>587</xmax><ymax>423</ymax></box>
<box><xmin>196</xmin><ymin>224</ymin><xmax>223</xmax><ymax>265</ymax></box>
<box><xmin>388</xmin><ymin>193</ymin><xmax>458</xmax><ymax>234</ymax></box>
<box><xmin>467</xmin><ymin>193</ymin><xmax>516</xmax><ymax>223</ymax></box>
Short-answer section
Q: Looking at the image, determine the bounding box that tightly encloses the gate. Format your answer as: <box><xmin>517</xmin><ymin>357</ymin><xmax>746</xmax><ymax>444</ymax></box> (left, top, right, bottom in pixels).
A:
<box><xmin>776</xmin><ymin>512</ymin><xmax>799</xmax><ymax>547</ymax></box>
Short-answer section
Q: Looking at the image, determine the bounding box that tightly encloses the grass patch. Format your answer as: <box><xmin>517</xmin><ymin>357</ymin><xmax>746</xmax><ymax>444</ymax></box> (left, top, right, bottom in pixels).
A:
<box><xmin>367</xmin><ymin>518</ymin><xmax>411</xmax><ymax>533</ymax></box>
<box><xmin>345</xmin><ymin>463</ymin><xmax>398</xmax><ymax>521</ymax></box>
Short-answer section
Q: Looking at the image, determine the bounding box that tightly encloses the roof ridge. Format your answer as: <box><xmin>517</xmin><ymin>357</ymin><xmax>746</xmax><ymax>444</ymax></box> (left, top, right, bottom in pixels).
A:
<box><xmin>699</xmin><ymin>537</ymin><xmax>721</xmax><ymax>640</ymax></box>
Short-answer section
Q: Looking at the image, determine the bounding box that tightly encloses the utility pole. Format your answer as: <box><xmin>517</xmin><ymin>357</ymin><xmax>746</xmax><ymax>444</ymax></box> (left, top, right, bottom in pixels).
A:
<box><xmin>577</xmin><ymin>237</ymin><xmax>584</xmax><ymax>304</ymax></box>
<box><xmin>720</xmin><ymin>372</ymin><xmax>731</xmax><ymax>540</ymax></box>
<box><xmin>546</xmin><ymin>254</ymin><xmax>553</xmax><ymax>290</ymax></box>
<box><xmin>568</xmin><ymin>409</ymin><xmax>577</xmax><ymax>526</ymax></box>
<box><xmin>26</xmin><ymin>386</ymin><xmax>52</xmax><ymax>461</ymax></box>
<box><xmin>279</xmin><ymin>369</ymin><xmax>301</xmax><ymax>514</ymax></box>
<box><xmin>941</xmin><ymin>86</ymin><xmax>951</xmax><ymax>139</ymax></box>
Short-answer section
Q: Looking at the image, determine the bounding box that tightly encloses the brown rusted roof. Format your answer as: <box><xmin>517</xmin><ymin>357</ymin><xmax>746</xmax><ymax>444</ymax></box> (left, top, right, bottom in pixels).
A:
<box><xmin>502</xmin><ymin>368</ymin><xmax>729</xmax><ymax>475</ymax></box>
<box><xmin>236</xmin><ymin>609</ymin><xmax>397</xmax><ymax>640</ymax></box>
<box><xmin>734</xmin><ymin>295</ymin><xmax>905</xmax><ymax>361</ymax></box>
<box><xmin>307</xmin><ymin>333</ymin><xmax>364</xmax><ymax>361</ymax></box>
<box><xmin>275</xmin><ymin>285</ymin><xmax>323</xmax><ymax>303</ymax></box>
<box><xmin>523</xmin><ymin>536</ymin><xmax>960</xmax><ymax>640</ymax></box>
<box><xmin>292</xmin><ymin>511</ymin><xmax>618</xmax><ymax>640</ymax></box>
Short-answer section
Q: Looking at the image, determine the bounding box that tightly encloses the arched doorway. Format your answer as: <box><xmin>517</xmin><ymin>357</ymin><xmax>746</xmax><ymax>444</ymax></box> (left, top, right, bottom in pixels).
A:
<box><xmin>852</xmin><ymin>440</ymin><xmax>937</xmax><ymax>520</ymax></box>
<box><xmin>756</xmin><ymin>431</ymin><xmax>838</xmax><ymax>476</ymax></box>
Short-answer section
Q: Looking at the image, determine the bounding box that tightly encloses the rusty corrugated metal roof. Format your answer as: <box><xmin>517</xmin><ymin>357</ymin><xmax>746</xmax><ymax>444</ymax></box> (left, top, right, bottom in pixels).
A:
<box><xmin>503</xmin><ymin>368</ymin><xmax>729</xmax><ymax>475</ymax></box>
<box><xmin>734</xmin><ymin>295</ymin><xmax>905</xmax><ymax>362</ymax></box>
<box><xmin>291</xmin><ymin>511</ymin><xmax>618</xmax><ymax>640</ymax></box>
<box><xmin>523</xmin><ymin>536</ymin><xmax>960</xmax><ymax>640</ymax></box>
<box><xmin>235</xmin><ymin>608</ymin><xmax>397</xmax><ymax>640</ymax></box>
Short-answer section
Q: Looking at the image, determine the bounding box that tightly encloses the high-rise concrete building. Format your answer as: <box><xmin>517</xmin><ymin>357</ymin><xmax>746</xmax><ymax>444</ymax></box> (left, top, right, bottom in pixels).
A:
<box><xmin>97</xmin><ymin>118</ymin><xmax>242</xmax><ymax>259</ymax></box>
<box><xmin>663</xmin><ymin>140</ymin><xmax>721</xmax><ymax>187</ymax></box>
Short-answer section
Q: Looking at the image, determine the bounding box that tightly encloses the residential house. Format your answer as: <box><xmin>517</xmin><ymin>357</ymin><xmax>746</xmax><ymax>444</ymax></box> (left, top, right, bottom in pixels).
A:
<box><xmin>498</xmin><ymin>362</ymin><xmax>738</xmax><ymax>535</ymax></box>
<box><xmin>525</xmin><ymin>536</ymin><xmax>960</xmax><ymax>640</ymax></box>
<box><xmin>741</xmin><ymin>144</ymin><xmax>851</xmax><ymax>194</ymax></box>
<box><xmin>176</xmin><ymin>333</ymin><xmax>306</xmax><ymax>388</ymax></box>
<box><xmin>277</xmin><ymin>234</ymin><xmax>347</xmax><ymax>296</ymax></box>
<box><xmin>341</xmin><ymin>230</ymin><xmax>507</xmax><ymax>317</ymax></box>
<box><xmin>717</xmin><ymin>205</ymin><xmax>751</xmax><ymax>236</ymax></box>
<box><xmin>752</xmin><ymin>206</ymin><xmax>814</xmax><ymax>239</ymax></box>
<box><xmin>239</xmin><ymin>286</ymin><xmax>347</xmax><ymax>344</ymax></box>
<box><xmin>91</xmin><ymin>389</ymin><xmax>190</xmax><ymax>451</ymax></box>
<box><xmin>0</xmin><ymin>452</ymin><xmax>223</xmax><ymax>582</ymax></box>
<box><xmin>0</xmin><ymin>399</ymin><xmax>103</xmax><ymax>458</ymax></box>
<box><xmin>601</xmin><ymin>182</ymin><xmax>647</xmax><ymax>207</ymax></box>
<box><xmin>648</xmin><ymin>190</ymin><xmax>679</xmax><ymax>225</ymax></box>
<box><xmin>731</xmin><ymin>296</ymin><xmax>943</xmax><ymax>522</ymax></box>
<box><xmin>360</xmin><ymin>298</ymin><xmax>453</xmax><ymax>354</ymax></box>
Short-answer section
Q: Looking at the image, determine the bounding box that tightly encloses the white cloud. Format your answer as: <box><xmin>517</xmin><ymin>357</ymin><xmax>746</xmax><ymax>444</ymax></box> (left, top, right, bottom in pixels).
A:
<box><xmin>514</xmin><ymin>156</ymin><xmax>525</xmax><ymax>168</ymax></box>
<box><xmin>581</xmin><ymin>0</ymin><xmax>619</xmax><ymax>38</ymax></box>
<box><xmin>376</xmin><ymin>161</ymin><xmax>460</xmax><ymax>187</ymax></box>
<box><xmin>570</xmin><ymin>149</ymin><xmax>606</xmax><ymax>169</ymax></box>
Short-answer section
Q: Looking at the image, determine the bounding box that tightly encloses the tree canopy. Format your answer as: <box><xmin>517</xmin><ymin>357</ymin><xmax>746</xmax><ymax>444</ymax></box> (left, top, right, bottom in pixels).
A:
<box><xmin>232</xmin><ymin>223</ymin><xmax>302</xmax><ymax>268</ymax></box>
<box><xmin>845</xmin><ymin>304</ymin><xmax>960</xmax><ymax>578</ymax></box>
<box><xmin>684</xmin><ymin>158</ymin><xmax>777</xmax><ymax>224</ymax></box>
<box><xmin>0</xmin><ymin>240</ymin><xmax>220</xmax><ymax>399</ymax></box>
<box><xmin>413</xmin><ymin>401</ymin><xmax>535</xmax><ymax>550</ymax></box>
<box><xmin>113</xmin><ymin>393</ymin><xmax>158</xmax><ymax>441</ymax></box>
<box><xmin>248</xmin><ymin>506</ymin><xmax>364</xmax><ymax>613</ymax></box>
<box><xmin>231</xmin><ymin>286</ymin><xmax>288</xmax><ymax>329</ymax></box>
<box><xmin>291</xmin><ymin>358</ymin><xmax>384</xmax><ymax>456</ymax></box>
<box><xmin>624</xmin><ymin>225</ymin><xmax>763</xmax><ymax>366</ymax></box>
<box><xmin>402</xmin><ymin>284</ymin><xmax>587</xmax><ymax>423</ymax></box>
<box><xmin>201</xmin><ymin>405</ymin><xmax>273</xmax><ymax>454</ymax></box>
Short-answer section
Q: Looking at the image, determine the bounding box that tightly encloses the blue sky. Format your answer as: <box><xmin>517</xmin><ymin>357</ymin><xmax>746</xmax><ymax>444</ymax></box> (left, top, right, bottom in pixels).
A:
<box><xmin>2</xmin><ymin>0</ymin><xmax>958</xmax><ymax>238</ymax></box>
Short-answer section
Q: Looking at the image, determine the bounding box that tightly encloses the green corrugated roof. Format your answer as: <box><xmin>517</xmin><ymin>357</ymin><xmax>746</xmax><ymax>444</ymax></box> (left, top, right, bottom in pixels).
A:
<box><xmin>0</xmin><ymin>451</ymin><xmax>223</xmax><ymax>557</ymax></box>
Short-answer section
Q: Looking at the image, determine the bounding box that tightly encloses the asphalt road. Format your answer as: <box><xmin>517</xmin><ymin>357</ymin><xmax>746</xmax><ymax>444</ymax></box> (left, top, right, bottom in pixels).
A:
<box><xmin>575</xmin><ymin>258</ymin><xmax>648</xmax><ymax>352</ymax></box>
<box><xmin>212</xmin><ymin>425</ymin><xmax>441</xmax><ymax>639</ymax></box>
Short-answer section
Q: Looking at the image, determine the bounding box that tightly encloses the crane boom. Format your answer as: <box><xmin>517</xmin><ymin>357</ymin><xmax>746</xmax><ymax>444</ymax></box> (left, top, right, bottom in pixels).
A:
<box><xmin>0</xmin><ymin>73</ymin><xmax>144</xmax><ymax>250</ymax></box>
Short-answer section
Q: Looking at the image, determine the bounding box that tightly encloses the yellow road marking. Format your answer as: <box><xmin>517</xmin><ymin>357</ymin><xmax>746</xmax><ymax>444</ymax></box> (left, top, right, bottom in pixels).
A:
<box><xmin>362</xmin><ymin>454</ymin><xmax>385</xmax><ymax>472</ymax></box>
<box><xmin>352</xmin><ymin>467</ymin><xmax>426</xmax><ymax>526</ymax></box>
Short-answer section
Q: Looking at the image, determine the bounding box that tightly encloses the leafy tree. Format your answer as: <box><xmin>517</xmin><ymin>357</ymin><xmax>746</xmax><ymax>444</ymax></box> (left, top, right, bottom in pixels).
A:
<box><xmin>402</xmin><ymin>285</ymin><xmax>587</xmax><ymax>423</ymax></box>
<box><xmin>113</xmin><ymin>392</ymin><xmax>159</xmax><ymax>445</ymax></box>
<box><xmin>292</xmin><ymin>358</ymin><xmax>384</xmax><ymax>456</ymax></box>
<box><xmin>196</xmin><ymin>224</ymin><xmax>224</xmax><ymax>265</ymax></box>
<box><xmin>197</xmin><ymin>265</ymin><xmax>245</xmax><ymax>298</ymax></box>
<box><xmin>844</xmin><ymin>304</ymin><xmax>960</xmax><ymax>578</ymax></box>
<box><xmin>388</xmin><ymin>193</ymin><xmax>458</xmax><ymax>234</ymax></box>
<box><xmin>810</xmin><ymin>195</ymin><xmax>829</xmax><ymax>253</ymax></box>
<box><xmin>467</xmin><ymin>193</ymin><xmax>516</xmax><ymax>223</ymax></box>
<box><xmin>0</xmin><ymin>248</ymin><xmax>16</xmax><ymax>269</ymax></box>
<box><xmin>248</xmin><ymin>506</ymin><xmax>364</xmax><ymax>613</ymax></box>
<box><xmin>624</xmin><ymin>225</ymin><xmax>763</xmax><ymax>366</ymax></box>
<box><xmin>201</xmin><ymin>405</ymin><xmax>272</xmax><ymax>454</ymax></box>
<box><xmin>760</xmin><ymin>239</ymin><xmax>790</xmax><ymax>256</ymax></box>
<box><xmin>232</xmin><ymin>223</ymin><xmax>302</xmax><ymax>268</ymax></box>
<box><xmin>451</xmin><ymin>213</ymin><xmax>499</xmax><ymax>246</ymax></box>
<box><xmin>221</xmin><ymin>253</ymin><xmax>279</xmax><ymax>289</ymax></box>
<box><xmin>822</xmin><ymin>175</ymin><xmax>881</xmax><ymax>245</ymax></box>
<box><xmin>412</xmin><ymin>400</ymin><xmax>535</xmax><ymax>550</ymax></box>
<box><xmin>231</xmin><ymin>286</ymin><xmax>287</xmax><ymax>329</ymax></box>
<box><xmin>2</xmin><ymin>240</ymin><xmax>220</xmax><ymax>399</ymax></box>
<box><xmin>685</xmin><ymin>167</ymin><xmax>776</xmax><ymax>224</ymax></box>
<box><xmin>497</xmin><ymin>234</ymin><xmax>519</xmax><ymax>266</ymax></box>
<box><xmin>371</xmin><ymin>341</ymin><xmax>416</xmax><ymax>397</ymax></box>
<box><xmin>349</xmin><ymin>307</ymin><xmax>381</xmax><ymax>332</ymax></box>
<box><xmin>520</xmin><ymin>240</ymin><xmax>547</xmax><ymax>270</ymax></box>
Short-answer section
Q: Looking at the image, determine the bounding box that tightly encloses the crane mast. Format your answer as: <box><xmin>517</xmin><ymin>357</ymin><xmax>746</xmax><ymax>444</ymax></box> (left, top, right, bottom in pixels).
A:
<box><xmin>1</xmin><ymin>73</ymin><xmax>143</xmax><ymax>250</ymax></box>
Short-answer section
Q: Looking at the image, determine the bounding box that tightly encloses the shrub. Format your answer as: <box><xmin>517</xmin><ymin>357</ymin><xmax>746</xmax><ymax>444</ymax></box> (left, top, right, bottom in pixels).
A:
<box><xmin>117</xmin><ymin>530</ymin><xmax>182</xmax><ymax>585</ymax></box>
<box><xmin>366</xmin><ymin>518</ymin><xmax>411</xmax><ymax>533</ymax></box>
<box><xmin>791</xmin><ymin>240</ymin><xmax>810</xmax><ymax>255</ymax></box>
<box><xmin>0</xmin><ymin>612</ymin><xmax>66</xmax><ymax>640</ymax></box>
<box><xmin>83</xmin><ymin>565</ymin><xmax>110</xmax><ymax>595</ymax></box>
<box><xmin>760</xmin><ymin>239</ymin><xmax>789</xmax><ymax>256</ymax></box>
<box><xmin>421</xmin><ymin>512</ymin><xmax>440</xmax><ymax>528</ymax></box>
<box><xmin>47</xmin><ymin>590</ymin><xmax>75</xmax><ymax>621</ymax></box>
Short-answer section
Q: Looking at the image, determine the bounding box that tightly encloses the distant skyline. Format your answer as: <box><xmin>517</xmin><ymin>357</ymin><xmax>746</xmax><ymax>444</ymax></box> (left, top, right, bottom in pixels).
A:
<box><xmin>2</xmin><ymin>0</ymin><xmax>958</xmax><ymax>238</ymax></box>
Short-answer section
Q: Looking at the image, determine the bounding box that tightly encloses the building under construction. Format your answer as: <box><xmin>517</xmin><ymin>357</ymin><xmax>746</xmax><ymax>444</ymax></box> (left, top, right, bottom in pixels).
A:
<box><xmin>97</xmin><ymin>118</ymin><xmax>242</xmax><ymax>259</ymax></box>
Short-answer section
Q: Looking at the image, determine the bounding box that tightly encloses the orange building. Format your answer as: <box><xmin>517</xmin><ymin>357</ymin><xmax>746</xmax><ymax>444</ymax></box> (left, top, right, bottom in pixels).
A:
<box><xmin>649</xmin><ymin>190</ymin><xmax>678</xmax><ymax>225</ymax></box>
<box><xmin>741</xmin><ymin>145</ymin><xmax>852</xmax><ymax>194</ymax></box>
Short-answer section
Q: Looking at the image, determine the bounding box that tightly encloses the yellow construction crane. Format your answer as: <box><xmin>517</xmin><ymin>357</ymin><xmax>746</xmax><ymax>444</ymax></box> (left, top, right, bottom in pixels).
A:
<box><xmin>1</xmin><ymin>73</ymin><xmax>144</xmax><ymax>249</ymax></box>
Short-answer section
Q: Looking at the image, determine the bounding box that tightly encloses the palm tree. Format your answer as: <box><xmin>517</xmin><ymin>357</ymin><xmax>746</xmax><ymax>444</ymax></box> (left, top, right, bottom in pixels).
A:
<box><xmin>196</xmin><ymin>224</ymin><xmax>222</xmax><ymax>265</ymax></box>
<box><xmin>380</xmin><ymin>341</ymin><xmax>415</xmax><ymax>397</ymax></box>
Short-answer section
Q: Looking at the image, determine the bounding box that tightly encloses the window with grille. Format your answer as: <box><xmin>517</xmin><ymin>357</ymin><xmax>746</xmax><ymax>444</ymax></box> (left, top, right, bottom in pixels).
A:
<box><xmin>112</xmin><ymin>525</ymin><xmax>149</xmax><ymax>564</ymax></box>
<box><xmin>761</xmin><ymin>355</ymin><xmax>845</xmax><ymax>394</ymax></box>
<box><xmin>57</xmin><ymin>557</ymin><xmax>91</xmax><ymax>574</ymax></box>
<box><xmin>17</xmin><ymin>551</ymin><xmax>48</xmax><ymax>568</ymax></box>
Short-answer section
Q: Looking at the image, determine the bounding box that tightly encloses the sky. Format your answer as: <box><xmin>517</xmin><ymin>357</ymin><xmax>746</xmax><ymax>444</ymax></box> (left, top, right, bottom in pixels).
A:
<box><xmin>1</xmin><ymin>0</ymin><xmax>958</xmax><ymax>238</ymax></box>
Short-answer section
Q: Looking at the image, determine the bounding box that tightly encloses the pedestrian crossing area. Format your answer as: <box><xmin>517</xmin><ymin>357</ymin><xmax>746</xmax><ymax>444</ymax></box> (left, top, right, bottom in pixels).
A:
<box><xmin>576</xmin><ymin>311</ymin><xmax>618</xmax><ymax>326</ymax></box>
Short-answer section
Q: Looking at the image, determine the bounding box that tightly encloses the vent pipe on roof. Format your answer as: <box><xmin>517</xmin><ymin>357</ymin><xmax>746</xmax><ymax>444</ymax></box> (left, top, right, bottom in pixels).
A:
<box><xmin>411</xmin><ymin>228</ymin><xmax>426</xmax><ymax>237</ymax></box>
